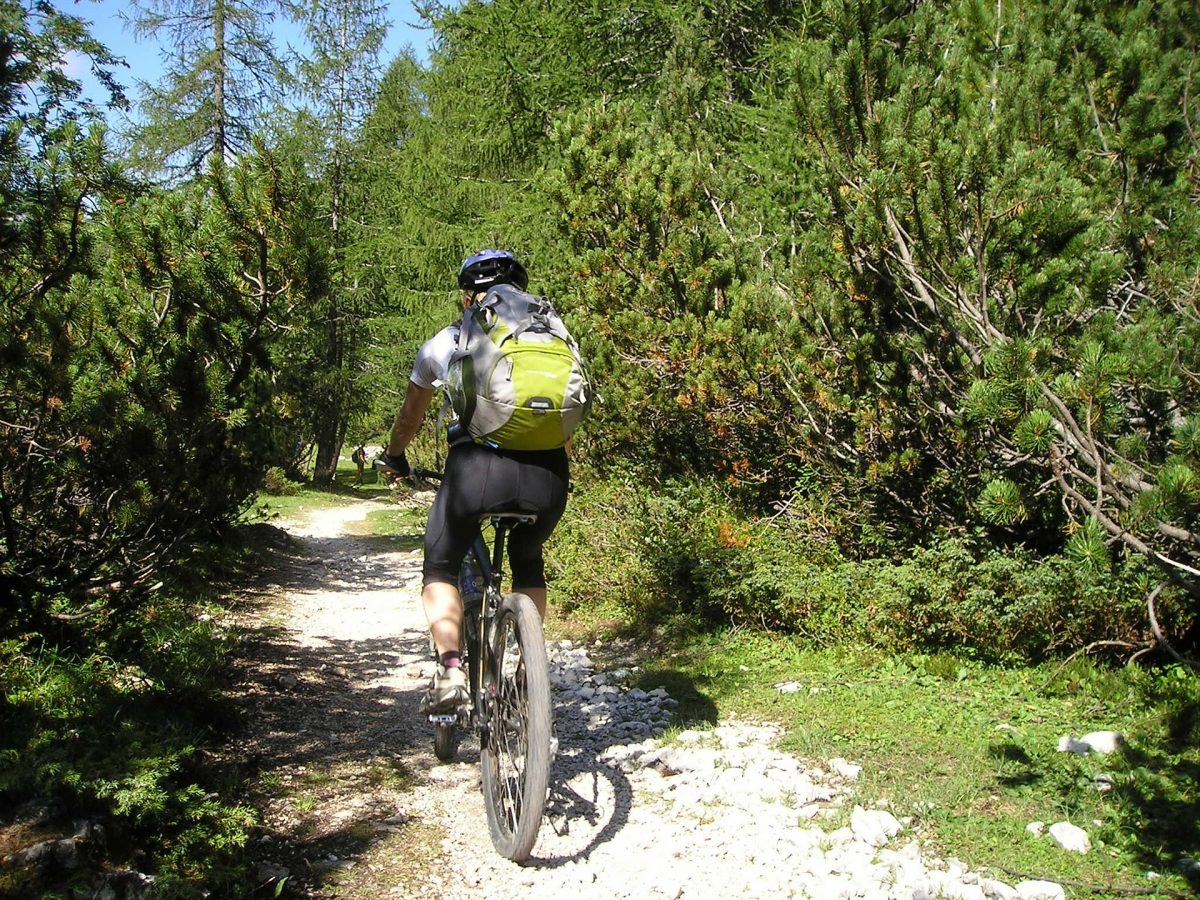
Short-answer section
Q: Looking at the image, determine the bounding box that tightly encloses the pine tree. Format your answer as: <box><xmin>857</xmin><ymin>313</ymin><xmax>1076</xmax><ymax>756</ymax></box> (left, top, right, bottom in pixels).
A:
<box><xmin>0</xmin><ymin>0</ymin><xmax>127</xmax><ymax>625</ymax></box>
<box><xmin>772</xmin><ymin>0</ymin><xmax>1200</xmax><ymax>626</ymax></box>
<box><xmin>126</xmin><ymin>0</ymin><xmax>289</xmax><ymax>176</ymax></box>
<box><xmin>289</xmin><ymin>0</ymin><xmax>388</xmax><ymax>484</ymax></box>
<box><xmin>346</xmin><ymin>52</ymin><xmax>440</xmax><ymax>440</ymax></box>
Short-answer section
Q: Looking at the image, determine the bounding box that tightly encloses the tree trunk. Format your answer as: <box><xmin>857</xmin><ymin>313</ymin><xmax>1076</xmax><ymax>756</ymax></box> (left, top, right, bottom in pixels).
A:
<box><xmin>213</xmin><ymin>0</ymin><xmax>227</xmax><ymax>161</ymax></box>
<box><xmin>310</xmin><ymin>417</ymin><xmax>345</xmax><ymax>486</ymax></box>
<box><xmin>310</xmin><ymin>311</ymin><xmax>347</xmax><ymax>486</ymax></box>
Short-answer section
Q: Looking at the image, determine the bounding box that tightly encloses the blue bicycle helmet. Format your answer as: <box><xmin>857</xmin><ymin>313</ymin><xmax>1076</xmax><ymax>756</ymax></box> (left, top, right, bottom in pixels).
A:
<box><xmin>457</xmin><ymin>249</ymin><xmax>528</xmax><ymax>291</ymax></box>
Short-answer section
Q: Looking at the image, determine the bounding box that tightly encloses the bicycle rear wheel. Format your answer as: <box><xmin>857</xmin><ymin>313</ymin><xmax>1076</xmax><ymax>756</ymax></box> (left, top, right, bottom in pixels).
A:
<box><xmin>425</xmin><ymin>635</ymin><xmax>459</xmax><ymax>762</ymax></box>
<box><xmin>480</xmin><ymin>592</ymin><xmax>551</xmax><ymax>862</ymax></box>
<box><xmin>433</xmin><ymin>722</ymin><xmax>456</xmax><ymax>761</ymax></box>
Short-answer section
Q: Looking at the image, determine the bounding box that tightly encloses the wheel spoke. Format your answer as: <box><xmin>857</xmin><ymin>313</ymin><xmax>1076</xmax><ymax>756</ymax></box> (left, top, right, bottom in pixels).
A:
<box><xmin>493</xmin><ymin>619</ymin><xmax>527</xmax><ymax>831</ymax></box>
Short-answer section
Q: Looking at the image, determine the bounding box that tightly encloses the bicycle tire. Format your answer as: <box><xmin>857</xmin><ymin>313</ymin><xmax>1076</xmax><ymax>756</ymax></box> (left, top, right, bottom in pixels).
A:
<box><xmin>480</xmin><ymin>592</ymin><xmax>552</xmax><ymax>862</ymax></box>
<box><xmin>433</xmin><ymin>723</ymin><xmax>456</xmax><ymax>761</ymax></box>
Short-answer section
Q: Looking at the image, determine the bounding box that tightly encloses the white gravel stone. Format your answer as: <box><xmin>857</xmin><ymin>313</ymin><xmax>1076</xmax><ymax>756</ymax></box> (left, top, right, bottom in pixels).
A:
<box><xmin>1056</xmin><ymin>735</ymin><xmax>1092</xmax><ymax>754</ymax></box>
<box><xmin>851</xmin><ymin>806</ymin><xmax>903</xmax><ymax>847</ymax></box>
<box><xmin>830</xmin><ymin>757</ymin><xmax>863</xmax><ymax>780</ymax></box>
<box><xmin>1015</xmin><ymin>881</ymin><xmax>1066</xmax><ymax>900</ymax></box>
<box><xmin>1078</xmin><ymin>731</ymin><xmax>1125</xmax><ymax>754</ymax></box>
<box><xmin>1048</xmin><ymin>821</ymin><xmax>1091</xmax><ymax>854</ymax></box>
<box><xmin>982</xmin><ymin>878</ymin><xmax>1020</xmax><ymax>900</ymax></box>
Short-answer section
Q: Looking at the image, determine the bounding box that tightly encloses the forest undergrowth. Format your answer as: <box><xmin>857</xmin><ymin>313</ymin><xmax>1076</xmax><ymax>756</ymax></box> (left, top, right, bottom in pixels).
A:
<box><xmin>547</xmin><ymin>476</ymin><xmax>1200</xmax><ymax>898</ymax></box>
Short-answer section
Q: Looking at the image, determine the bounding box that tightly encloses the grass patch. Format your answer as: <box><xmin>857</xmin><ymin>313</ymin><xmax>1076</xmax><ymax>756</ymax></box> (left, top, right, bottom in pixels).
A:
<box><xmin>242</xmin><ymin>754</ymin><xmax>425</xmax><ymax>898</ymax></box>
<box><xmin>322</xmin><ymin>822</ymin><xmax>446</xmax><ymax>900</ymax></box>
<box><xmin>354</xmin><ymin>505</ymin><xmax>427</xmax><ymax>543</ymax></box>
<box><xmin>364</xmin><ymin>757</ymin><xmax>415</xmax><ymax>790</ymax></box>
<box><xmin>294</xmin><ymin>793</ymin><xmax>318</xmax><ymax>813</ymax></box>
<box><xmin>247</xmin><ymin>486</ymin><xmax>351</xmax><ymax>523</ymax></box>
<box><xmin>247</xmin><ymin>452</ymin><xmax>412</xmax><ymax>524</ymax></box>
<box><xmin>616</xmin><ymin>627</ymin><xmax>1200</xmax><ymax>897</ymax></box>
<box><xmin>246</xmin><ymin>479</ymin><xmax>413</xmax><ymax>529</ymax></box>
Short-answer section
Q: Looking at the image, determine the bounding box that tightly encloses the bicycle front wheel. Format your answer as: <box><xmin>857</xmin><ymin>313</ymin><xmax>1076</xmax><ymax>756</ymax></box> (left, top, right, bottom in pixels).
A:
<box><xmin>480</xmin><ymin>592</ymin><xmax>551</xmax><ymax>862</ymax></box>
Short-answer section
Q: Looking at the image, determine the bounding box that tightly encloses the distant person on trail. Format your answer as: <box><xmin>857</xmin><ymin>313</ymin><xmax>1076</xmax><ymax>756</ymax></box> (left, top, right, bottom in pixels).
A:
<box><xmin>375</xmin><ymin>250</ymin><xmax>574</xmax><ymax>714</ymax></box>
<box><xmin>351</xmin><ymin>445</ymin><xmax>367</xmax><ymax>483</ymax></box>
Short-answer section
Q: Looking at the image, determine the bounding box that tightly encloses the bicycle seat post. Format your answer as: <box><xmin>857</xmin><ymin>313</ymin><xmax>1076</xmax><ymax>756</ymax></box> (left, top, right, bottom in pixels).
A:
<box><xmin>479</xmin><ymin>513</ymin><xmax>537</xmax><ymax>593</ymax></box>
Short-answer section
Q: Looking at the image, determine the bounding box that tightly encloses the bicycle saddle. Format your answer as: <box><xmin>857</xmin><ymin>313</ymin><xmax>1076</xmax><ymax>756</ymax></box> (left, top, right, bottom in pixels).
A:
<box><xmin>478</xmin><ymin>511</ymin><xmax>538</xmax><ymax>526</ymax></box>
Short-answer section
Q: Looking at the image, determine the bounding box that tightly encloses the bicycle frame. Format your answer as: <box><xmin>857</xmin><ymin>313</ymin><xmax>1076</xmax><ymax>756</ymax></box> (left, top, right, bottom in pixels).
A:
<box><xmin>457</xmin><ymin>515</ymin><xmax>535</xmax><ymax>740</ymax></box>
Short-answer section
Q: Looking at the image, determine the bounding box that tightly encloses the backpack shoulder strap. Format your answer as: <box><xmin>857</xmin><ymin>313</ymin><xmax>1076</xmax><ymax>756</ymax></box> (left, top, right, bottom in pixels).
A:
<box><xmin>453</xmin><ymin>309</ymin><xmax>480</xmax><ymax>352</ymax></box>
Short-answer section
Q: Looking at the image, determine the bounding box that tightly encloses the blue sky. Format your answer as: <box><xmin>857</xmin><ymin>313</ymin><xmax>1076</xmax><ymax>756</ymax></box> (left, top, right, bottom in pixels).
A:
<box><xmin>63</xmin><ymin>0</ymin><xmax>434</xmax><ymax>111</ymax></box>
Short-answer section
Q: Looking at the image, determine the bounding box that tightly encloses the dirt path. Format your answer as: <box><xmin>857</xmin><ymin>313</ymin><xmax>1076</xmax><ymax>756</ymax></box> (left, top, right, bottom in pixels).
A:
<box><xmin>233</xmin><ymin>497</ymin><xmax>444</xmax><ymax>897</ymax></box>
<box><xmin>233</xmin><ymin>497</ymin><xmax>644</xmax><ymax>899</ymax></box>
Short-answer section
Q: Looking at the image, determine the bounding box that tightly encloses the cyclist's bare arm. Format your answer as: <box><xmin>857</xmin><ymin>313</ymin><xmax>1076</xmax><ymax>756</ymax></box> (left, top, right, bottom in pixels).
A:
<box><xmin>387</xmin><ymin>380</ymin><xmax>435</xmax><ymax>458</ymax></box>
<box><xmin>374</xmin><ymin>381</ymin><xmax>434</xmax><ymax>481</ymax></box>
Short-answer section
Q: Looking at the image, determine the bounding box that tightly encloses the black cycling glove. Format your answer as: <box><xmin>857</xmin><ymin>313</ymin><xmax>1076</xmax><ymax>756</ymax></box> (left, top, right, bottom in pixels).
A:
<box><xmin>376</xmin><ymin>451</ymin><xmax>411</xmax><ymax>477</ymax></box>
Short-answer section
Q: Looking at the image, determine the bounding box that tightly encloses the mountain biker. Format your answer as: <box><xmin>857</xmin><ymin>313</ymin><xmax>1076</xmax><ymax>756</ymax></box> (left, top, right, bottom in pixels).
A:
<box><xmin>378</xmin><ymin>250</ymin><xmax>571</xmax><ymax>713</ymax></box>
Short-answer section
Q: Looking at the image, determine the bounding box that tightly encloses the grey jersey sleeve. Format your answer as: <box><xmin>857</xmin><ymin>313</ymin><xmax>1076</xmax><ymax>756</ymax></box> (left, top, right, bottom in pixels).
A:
<box><xmin>409</xmin><ymin>324</ymin><xmax>459</xmax><ymax>389</ymax></box>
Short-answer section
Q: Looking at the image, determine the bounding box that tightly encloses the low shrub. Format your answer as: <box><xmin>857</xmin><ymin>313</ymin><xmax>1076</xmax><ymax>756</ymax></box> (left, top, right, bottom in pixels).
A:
<box><xmin>546</xmin><ymin>476</ymin><xmax>656</xmax><ymax>626</ymax></box>
<box><xmin>262</xmin><ymin>465</ymin><xmax>304</xmax><ymax>496</ymax></box>
<box><xmin>766</xmin><ymin>539</ymin><xmax>1154</xmax><ymax>661</ymax></box>
<box><xmin>551</xmin><ymin>476</ymin><xmax>1172</xmax><ymax>662</ymax></box>
<box><xmin>0</xmin><ymin>591</ymin><xmax>255</xmax><ymax>895</ymax></box>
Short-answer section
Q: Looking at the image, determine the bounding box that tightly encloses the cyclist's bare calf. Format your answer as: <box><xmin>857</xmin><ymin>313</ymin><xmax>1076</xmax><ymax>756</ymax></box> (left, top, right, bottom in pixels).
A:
<box><xmin>424</xmin><ymin>582</ymin><xmax>545</xmax><ymax>659</ymax></box>
<box><xmin>523</xmin><ymin>587</ymin><xmax>547</xmax><ymax>619</ymax></box>
<box><xmin>423</xmin><ymin>581</ymin><xmax>463</xmax><ymax>658</ymax></box>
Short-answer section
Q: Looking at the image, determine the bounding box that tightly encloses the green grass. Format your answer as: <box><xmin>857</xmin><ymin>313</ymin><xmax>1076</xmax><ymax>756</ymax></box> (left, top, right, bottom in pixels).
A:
<box><xmin>294</xmin><ymin>793</ymin><xmax>318</xmax><ymax>812</ymax></box>
<box><xmin>246</xmin><ymin>454</ymin><xmax>406</xmax><ymax>523</ymax></box>
<box><xmin>356</xmin><ymin>505</ymin><xmax>426</xmax><ymax>542</ymax></box>
<box><xmin>621</xmin><ymin>629</ymin><xmax>1200</xmax><ymax>898</ymax></box>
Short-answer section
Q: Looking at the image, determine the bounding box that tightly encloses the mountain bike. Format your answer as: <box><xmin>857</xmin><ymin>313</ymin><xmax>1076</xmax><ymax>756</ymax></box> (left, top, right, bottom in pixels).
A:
<box><xmin>376</xmin><ymin>460</ymin><xmax>552</xmax><ymax>861</ymax></box>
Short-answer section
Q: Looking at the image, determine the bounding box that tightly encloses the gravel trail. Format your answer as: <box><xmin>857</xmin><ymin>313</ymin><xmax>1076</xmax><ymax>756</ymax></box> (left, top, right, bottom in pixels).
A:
<box><xmin>237</xmin><ymin>498</ymin><xmax>1048</xmax><ymax>900</ymax></box>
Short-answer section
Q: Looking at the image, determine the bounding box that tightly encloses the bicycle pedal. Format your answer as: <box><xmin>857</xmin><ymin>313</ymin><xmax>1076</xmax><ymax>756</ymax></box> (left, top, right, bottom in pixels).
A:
<box><xmin>428</xmin><ymin>713</ymin><xmax>456</xmax><ymax>725</ymax></box>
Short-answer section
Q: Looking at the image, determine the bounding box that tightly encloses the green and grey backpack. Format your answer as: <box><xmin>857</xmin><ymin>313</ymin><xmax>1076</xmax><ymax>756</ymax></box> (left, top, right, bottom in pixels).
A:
<box><xmin>445</xmin><ymin>284</ymin><xmax>592</xmax><ymax>451</ymax></box>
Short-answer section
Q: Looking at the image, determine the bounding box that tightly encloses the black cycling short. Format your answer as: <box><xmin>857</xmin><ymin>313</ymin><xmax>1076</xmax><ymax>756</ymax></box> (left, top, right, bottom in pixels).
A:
<box><xmin>422</xmin><ymin>442</ymin><xmax>569</xmax><ymax>590</ymax></box>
